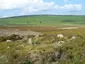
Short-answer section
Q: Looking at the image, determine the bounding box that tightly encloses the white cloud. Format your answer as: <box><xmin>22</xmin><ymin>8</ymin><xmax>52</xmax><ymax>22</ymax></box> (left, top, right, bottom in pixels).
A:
<box><xmin>0</xmin><ymin>0</ymin><xmax>54</xmax><ymax>10</ymax></box>
<box><xmin>0</xmin><ymin>0</ymin><xmax>55</xmax><ymax>15</ymax></box>
<box><xmin>0</xmin><ymin>0</ymin><xmax>83</xmax><ymax>16</ymax></box>
<box><xmin>54</xmin><ymin>4</ymin><xmax>82</xmax><ymax>11</ymax></box>
<box><xmin>0</xmin><ymin>0</ymin><xmax>27</xmax><ymax>10</ymax></box>
<box><xmin>21</xmin><ymin>1</ymin><xmax>54</xmax><ymax>14</ymax></box>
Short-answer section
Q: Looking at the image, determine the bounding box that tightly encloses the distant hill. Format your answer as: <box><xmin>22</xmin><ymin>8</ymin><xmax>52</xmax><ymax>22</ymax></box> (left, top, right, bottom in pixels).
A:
<box><xmin>0</xmin><ymin>15</ymin><xmax>85</xmax><ymax>26</ymax></box>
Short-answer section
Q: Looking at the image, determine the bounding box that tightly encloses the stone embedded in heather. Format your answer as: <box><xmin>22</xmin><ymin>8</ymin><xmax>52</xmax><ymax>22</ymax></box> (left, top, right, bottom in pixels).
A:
<box><xmin>70</xmin><ymin>36</ymin><xmax>76</xmax><ymax>40</ymax></box>
<box><xmin>57</xmin><ymin>34</ymin><xmax>64</xmax><ymax>38</ymax></box>
<box><xmin>7</xmin><ymin>46</ymin><xmax>10</xmax><ymax>49</ymax></box>
<box><xmin>6</xmin><ymin>40</ymin><xmax>12</xmax><ymax>42</ymax></box>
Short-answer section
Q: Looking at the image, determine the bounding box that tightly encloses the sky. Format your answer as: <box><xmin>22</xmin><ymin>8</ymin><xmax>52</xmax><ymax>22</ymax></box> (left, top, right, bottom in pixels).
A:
<box><xmin>0</xmin><ymin>0</ymin><xmax>85</xmax><ymax>17</ymax></box>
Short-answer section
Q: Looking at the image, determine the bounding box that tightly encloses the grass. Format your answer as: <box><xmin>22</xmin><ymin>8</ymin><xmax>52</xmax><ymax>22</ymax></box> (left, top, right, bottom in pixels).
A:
<box><xmin>0</xmin><ymin>15</ymin><xmax>85</xmax><ymax>26</ymax></box>
<box><xmin>0</xmin><ymin>15</ymin><xmax>85</xmax><ymax>64</ymax></box>
<box><xmin>0</xmin><ymin>27</ymin><xmax>85</xmax><ymax>64</ymax></box>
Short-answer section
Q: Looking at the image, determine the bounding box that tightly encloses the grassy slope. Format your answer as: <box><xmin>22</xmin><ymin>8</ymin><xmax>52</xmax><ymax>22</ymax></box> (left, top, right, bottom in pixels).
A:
<box><xmin>0</xmin><ymin>15</ymin><xmax>85</xmax><ymax>26</ymax></box>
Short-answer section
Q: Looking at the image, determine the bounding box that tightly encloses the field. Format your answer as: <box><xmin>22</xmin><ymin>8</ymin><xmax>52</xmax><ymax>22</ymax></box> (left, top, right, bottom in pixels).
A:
<box><xmin>0</xmin><ymin>15</ymin><xmax>85</xmax><ymax>26</ymax></box>
<box><xmin>0</xmin><ymin>15</ymin><xmax>85</xmax><ymax>64</ymax></box>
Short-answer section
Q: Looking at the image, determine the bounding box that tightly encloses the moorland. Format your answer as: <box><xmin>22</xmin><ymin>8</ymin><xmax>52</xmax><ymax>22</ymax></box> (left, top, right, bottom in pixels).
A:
<box><xmin>0</xmin><ymin>15</ymin><xmax>85</xmax><ymax>64</ymax></box>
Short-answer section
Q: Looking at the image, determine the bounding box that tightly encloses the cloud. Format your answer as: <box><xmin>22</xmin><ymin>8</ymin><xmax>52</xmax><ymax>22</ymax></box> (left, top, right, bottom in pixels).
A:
<box><xmin>0</xmin><ymin>0</ymin><xmax>55</xmax><ymax>15</ymax></box>
<box><xmin>0</xmin><ymin>0</ymin><xmax>27</xmax><ymax>10</ymax></box>
<box><xmin>54</xmin><ymin>4</ymin><xmax>82</xmax><ymax>12</ymax></box>
<box><xmin>21</xmin><ymin>1</ymin><xmax>54</xmax><ymax>14</ymax></box>
<box><xmin>0</xmin><ymin>0</ymin><xmax>83</xmax><ymax>17</ymax></box>
<box><xmin>0</xmin><ymin>0</ymin><xmax>54</xmax><ymax>10</ymax></box>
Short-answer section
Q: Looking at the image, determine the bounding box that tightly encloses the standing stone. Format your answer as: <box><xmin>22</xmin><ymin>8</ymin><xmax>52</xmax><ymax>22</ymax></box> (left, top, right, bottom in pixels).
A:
<box><xmin>28</xmin><ymin>38</ymin><xmax>32</xmax><ymax>45</ymax></box>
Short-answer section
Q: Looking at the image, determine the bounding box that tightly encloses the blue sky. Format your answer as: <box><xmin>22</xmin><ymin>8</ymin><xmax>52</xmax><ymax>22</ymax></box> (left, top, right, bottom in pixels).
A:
<box><xmin>0</xmin><ymin>0</ymin><xmax>85</xmax><ymax>17</ymax></box>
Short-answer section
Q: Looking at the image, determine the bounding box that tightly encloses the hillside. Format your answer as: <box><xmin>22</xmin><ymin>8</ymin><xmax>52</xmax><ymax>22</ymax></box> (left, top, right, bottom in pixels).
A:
<box><xmin>0</xmin><ymin>15</ymin><xmax>85</xmax><ymax>26</ymax></box>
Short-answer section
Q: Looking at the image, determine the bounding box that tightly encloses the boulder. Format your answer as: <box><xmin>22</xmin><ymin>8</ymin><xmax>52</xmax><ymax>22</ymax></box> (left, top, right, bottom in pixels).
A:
<box><xmin>57</xmin><ymin>34</ymin><xmax>64</xmax><ymax>38</ymax></box>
